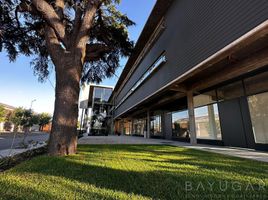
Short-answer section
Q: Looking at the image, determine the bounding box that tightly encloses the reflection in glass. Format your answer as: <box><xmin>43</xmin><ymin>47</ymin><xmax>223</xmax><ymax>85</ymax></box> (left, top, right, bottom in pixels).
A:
<box><xmin>150</xmin><ymin>115</ymin><xmax>162</xmax><ymax>137</ymax></box>
<box><xmin>172</xmin><ymin>111</ymin><xmax>190</xmax><ymax>139</ymax></box>
<box><xmin>248</xmin><ymin>93</ymin><xmax>268</xmax><ymax>144</ymax></box>
<box><xmin>90</xmin><ymin>87</ymin><xmax>113</xmax><ymax>135</ymax></box>
<box><xmin>123</xmin><ymin>120</ymin><xmax>132</xmax><ymax>135</ymax></box>
<box><xmin>133</xmin><ymin>119</ymin><xmax>146</xmax><ymax>136</ymax></box>
<box><xmin>194</xmin><ymin>104</ymin><xmax>222</xmax><ymax>140</ymax></box>
<box><xmin>94</xmin><ymin>87</ymin><xmax>113</xmax><ymax>103</ymax></box>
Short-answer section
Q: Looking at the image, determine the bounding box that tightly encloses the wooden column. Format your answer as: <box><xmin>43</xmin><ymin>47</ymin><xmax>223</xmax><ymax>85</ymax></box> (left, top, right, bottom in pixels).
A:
<box><xmin>146</xmin><ymin>110</ymin><xmax>151</xmax><ymax>139</ymax></box>
<box><xmin>187</xmin><ymin>91</ymin><xmax>197</xmax><ymax>145</ymax></box>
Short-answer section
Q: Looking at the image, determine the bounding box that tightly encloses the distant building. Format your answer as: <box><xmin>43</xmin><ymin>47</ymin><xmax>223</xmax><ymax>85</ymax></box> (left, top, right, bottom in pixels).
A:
<box><xmin>0</xmin><ymin>103</ymin><xmax>16</xmax><ymax>132</ymax></box>
<box><xmin>79</xmin><ymin>84</ymin><xmax>113</xmax><ymax>136</ymax></box>
<box><xmin>0</xmin><ymin>103</ymin><xmax>16</xmax><ymax>112</ymax></box>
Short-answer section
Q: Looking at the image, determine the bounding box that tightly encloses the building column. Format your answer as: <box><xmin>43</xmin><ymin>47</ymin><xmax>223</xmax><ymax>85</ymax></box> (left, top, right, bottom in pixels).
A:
<box><xmin>146</xmin><ymin>110</ymin><xmax>151</xmax><ymax>139</ymax></box>
<box><xmin>80</xmin><ymin>109</ymin><xmax>84</xmax><ymax>132</ymax></box>
<box><xmin>208</xmin><ymin>104</ymin><xmax>217</xmax><ymax>139</ymax></box>
<box><xmin>187</xmin><ymin>91</ymin><xmax>197</xmax><ymax>145</ymax></box>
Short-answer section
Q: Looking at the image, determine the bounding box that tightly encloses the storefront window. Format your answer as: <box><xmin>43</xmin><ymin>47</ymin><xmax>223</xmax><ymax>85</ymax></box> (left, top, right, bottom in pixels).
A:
<box><xmin>150</xmin><ymin>115</ymin><xmax>162</xmax><ymax>137</ymax></box>
<box><xmin>172</xmin><ymin>111</ymin><xmax>190</xmax><ymax>139</ymax></box>
<box><xmin>195</xmin><ymin>104</ymin><xmax>222</xmax><ymax>140</ymax></box>
<box><xmin>133</xmin><ymin>119</ymin><xmax>146</xmax><ymax>136</ymax></box>
<box><xmin>123</xmin><ymin>120</ymin><xmax>132</xmax><ymax>135</ymax></box>
<box><xmin>248</xmin><ymin>92</ymin><xmax>268</xmax><ymax>144</ymax></box>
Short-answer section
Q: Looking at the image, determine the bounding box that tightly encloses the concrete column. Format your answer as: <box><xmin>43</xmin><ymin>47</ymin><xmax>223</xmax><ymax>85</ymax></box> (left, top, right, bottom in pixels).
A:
<box><xmin>208</xmin><ymin>105</ymin><xmax>217</xmax><ymax>139</ymax></box>
<box><xmin>187</xmin><ymin>91</ymin><xmax>197</xmax><ymax>145</ymax></box>
<box><xmin>146</xmin><ymin>110</ymin><xmax>151</xmax><ymax>139</ymax></box>
<box><xmin>80</xmin><ymin>109</ymin><xmax>84</xmax><ymax>131</ymax></box>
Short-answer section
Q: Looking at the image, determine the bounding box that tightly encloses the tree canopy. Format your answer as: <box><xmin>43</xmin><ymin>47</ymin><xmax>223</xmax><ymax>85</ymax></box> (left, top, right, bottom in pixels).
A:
<box><xmin>0</xmin><ymin>0</ymin><xmax>134</xmax><ymax>83</ymax></box>
<box><xmin>10</xmin><ymin>107</ymin><xmax>38</xmax><ymax>128</ymax></box>
<box><xmin>0</xmin><ymin>105</ymin><xmax>6</xmax><ymax>122</ymax></box>
<box><xmin>38</xmin><ymin>113</ymin><xmax>52</xmax><ymax>130</ymax></box>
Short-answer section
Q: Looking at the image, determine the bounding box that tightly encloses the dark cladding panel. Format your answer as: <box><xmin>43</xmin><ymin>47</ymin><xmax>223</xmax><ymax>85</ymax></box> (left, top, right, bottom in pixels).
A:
<box><xmin>116</xmin><ymin>34</ymin><xmax>168</xmax><ymax>104</ymax></box>
<box><xmin>115</xmin><ymin>0</ymin><xmax>268</xmax><ymax>116</ymax></box>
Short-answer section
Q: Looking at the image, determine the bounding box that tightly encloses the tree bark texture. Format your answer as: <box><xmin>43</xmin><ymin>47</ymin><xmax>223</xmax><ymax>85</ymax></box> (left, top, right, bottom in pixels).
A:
<box><xmin>48</xmin><ymin>54</ymin><xmax>82</xmax><ymax>156</ymax></box>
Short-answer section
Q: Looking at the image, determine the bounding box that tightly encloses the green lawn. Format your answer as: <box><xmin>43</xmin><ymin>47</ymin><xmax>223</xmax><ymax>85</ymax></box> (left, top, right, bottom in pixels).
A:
<box><xmin>0</xmin><ymin>145</ymin><xmax>267</xmax><ymax>200</ymax></box>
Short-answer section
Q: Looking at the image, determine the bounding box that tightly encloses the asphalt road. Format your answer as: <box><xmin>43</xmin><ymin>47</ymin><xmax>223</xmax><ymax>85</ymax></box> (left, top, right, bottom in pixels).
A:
<box><xmin>0</xmin><ymin>132</ymin><xmax>49</xmax><ymax>150</ymax></box>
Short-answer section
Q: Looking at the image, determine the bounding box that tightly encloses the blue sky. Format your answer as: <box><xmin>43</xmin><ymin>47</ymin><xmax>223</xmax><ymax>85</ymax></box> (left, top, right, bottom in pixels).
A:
<box><xmin>0</xmin><ymin>0</ymin><xmax>156</xmax><ymax>114</ymax></box>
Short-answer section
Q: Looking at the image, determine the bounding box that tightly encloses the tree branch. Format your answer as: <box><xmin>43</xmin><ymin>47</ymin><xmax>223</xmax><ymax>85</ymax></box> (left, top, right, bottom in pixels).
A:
<box><xmin>17</xmin><ymin>1</ymin><xmax>39</xmax><ymax>15</ymax></box>
<box><xmin>72</xmin><ymin>4</ymin><xmax>83</xmax><ymax>42</ymax></box>
<box><xmin>75</xmin><ymin>0</ymin><xmax>103</xmax><ymax>49</ymax></box>
<box><xmin>44</xmin><ymin>25</ymin><xmax>64</xmax><ymax>66</ymax></box>
<box><xmin>54</xmin><ymin>0</ymin><xmax>65</xmax><ymax>19</ymax></box>
<box><xmin>85</xmin><ymin>43</ymin><xmax>111</xmax><ymax>62</ymax></box>
<box><xmin>31</xmin><ymin>0</ymin><xmax>67</xmax><ymax>47</ymax></box>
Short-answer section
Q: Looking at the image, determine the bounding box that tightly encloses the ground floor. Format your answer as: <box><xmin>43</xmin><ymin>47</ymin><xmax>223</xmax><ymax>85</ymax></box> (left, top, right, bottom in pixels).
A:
<box><xmin>114</xmin><ymin>69</ymin><xmax>268</xmax><ymax>151</ymax></box>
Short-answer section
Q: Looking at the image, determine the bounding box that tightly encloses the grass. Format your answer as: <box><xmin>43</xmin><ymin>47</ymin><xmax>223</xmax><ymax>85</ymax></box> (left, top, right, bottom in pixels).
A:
<box><xmin>0</xmin><ymin>145</ymin><xmax>267</xmax><ymax>200</ymax></box>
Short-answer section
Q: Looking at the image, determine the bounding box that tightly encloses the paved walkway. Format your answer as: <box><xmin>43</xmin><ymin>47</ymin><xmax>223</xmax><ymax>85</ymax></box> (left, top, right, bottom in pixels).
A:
<box><xmin>79</xmin><ymin>136</ymin><xmax>268</xmax><ymax>163</ymax></box>
<box><xmin>0</xmin><ymin>132</ymin><xmax>49</xmax><ymax>150</ymax></box>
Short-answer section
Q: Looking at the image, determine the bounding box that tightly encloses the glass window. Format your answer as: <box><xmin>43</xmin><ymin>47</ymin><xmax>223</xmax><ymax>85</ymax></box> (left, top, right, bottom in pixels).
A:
<box><xmin>94</xmin><ymin>87</ymin><xmax>112</xmax><ymax>103</ymax></box>
<box><xmin>172</xmin><ymin>110</ymin><xmax>190</xmax><ymax>139</ymax></box>
<box><xmin>133</xmin><ymin>119</ymin><xmax>146</xmax><ymax>136</ymax></box>
<box><xmin>195</xmin><ymin>104</ymin><xmax>222</xmax><ymax>140</ymax></box>
<box><xmin>123</xmin><ymin>120</ymin><xmax>132</xmax><ymax>135</ymax></box>
<box><xmin>248</xmin><ymin>92</ymin><xmax>268</xmax><ymax>144</ymax></box>
<box><xmin>244</xmin><ymin>71</ymin><xmax>268</xmax><ymax>96</ymax></box>
<box><xmin>194</xmin><ymin>90</ymin><xmax>217</xmax><ymax>108</ymax></box>
<box><xmin>115</xmin><ymin>55</ymin><xmax>166</xmax><ymax>109</ymax></box>
<box><xmin>217</xmin><ymin>81</ymin><xmax>244</xmax><ymax>101</ymax></box>
<box><xmin>94</xmin><ymin>88</ymin><xmax>102</xmax><ymax>102</ymax></box>
<box><xmin>150</xmin><ymin>115</ymin><xmax>162</xmax><ymax>137</ymax></box>
<box><xmin>103</xmin><ymin>88</ymin><xmax>113</xmax><ymax>102</ymax></box>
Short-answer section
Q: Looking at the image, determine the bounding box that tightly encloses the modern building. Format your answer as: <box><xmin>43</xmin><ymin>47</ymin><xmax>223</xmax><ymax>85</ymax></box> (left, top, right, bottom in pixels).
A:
<box><xmin>80</xmin><ymin>84</ymin><xmax>113</xmax><ymax>135</ymax></box>
<box><xmin>110</xmin><ymin>0</ymin><xmax>268</xmax><ymax>151</ymax></box>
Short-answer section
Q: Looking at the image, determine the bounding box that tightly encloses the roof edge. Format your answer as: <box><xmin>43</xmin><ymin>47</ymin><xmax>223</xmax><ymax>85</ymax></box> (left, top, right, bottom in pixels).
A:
<box><xmin>112</xmin><ymin>0</ymin><xmax>174</xmax><ymax>97</ymax></box>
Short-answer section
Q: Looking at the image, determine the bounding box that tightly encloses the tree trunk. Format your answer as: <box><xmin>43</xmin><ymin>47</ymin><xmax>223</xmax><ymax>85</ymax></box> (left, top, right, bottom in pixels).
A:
<box><xmin>48</xmin><ymin>56</ymin><xmax>81</xmax><ymax>156</ymax></box>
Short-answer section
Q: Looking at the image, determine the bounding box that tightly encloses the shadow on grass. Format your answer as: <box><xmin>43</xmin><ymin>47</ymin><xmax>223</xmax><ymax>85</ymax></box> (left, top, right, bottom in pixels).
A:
<box><xmin>10</xmin><ymin>145</ymin><xmax>268</xmax><ymax>199</ymax></box>
<box><xmin>0</xmin><ymin>179</ymin><xmax>57</xmax><ymax>200</ymax></box>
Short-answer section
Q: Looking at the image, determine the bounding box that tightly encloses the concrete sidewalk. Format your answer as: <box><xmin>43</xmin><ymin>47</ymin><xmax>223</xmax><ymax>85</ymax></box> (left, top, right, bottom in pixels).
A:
<box><xmin>0</xmin><ymin>142</ymin><xmax>47</xmax><ymax>158</ymax></box>
<box><xmin>79</xmin><ymin>136</ymin><xmax>268</xmax><ymax>163</ymax></box>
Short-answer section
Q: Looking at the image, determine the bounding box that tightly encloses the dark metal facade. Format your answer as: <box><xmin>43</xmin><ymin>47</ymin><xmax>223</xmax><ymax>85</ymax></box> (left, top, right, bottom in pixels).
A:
<box><xmin>114</xmin><ymin>0</ymin><xmax>268</xmax><ymax>117</ymax></box>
